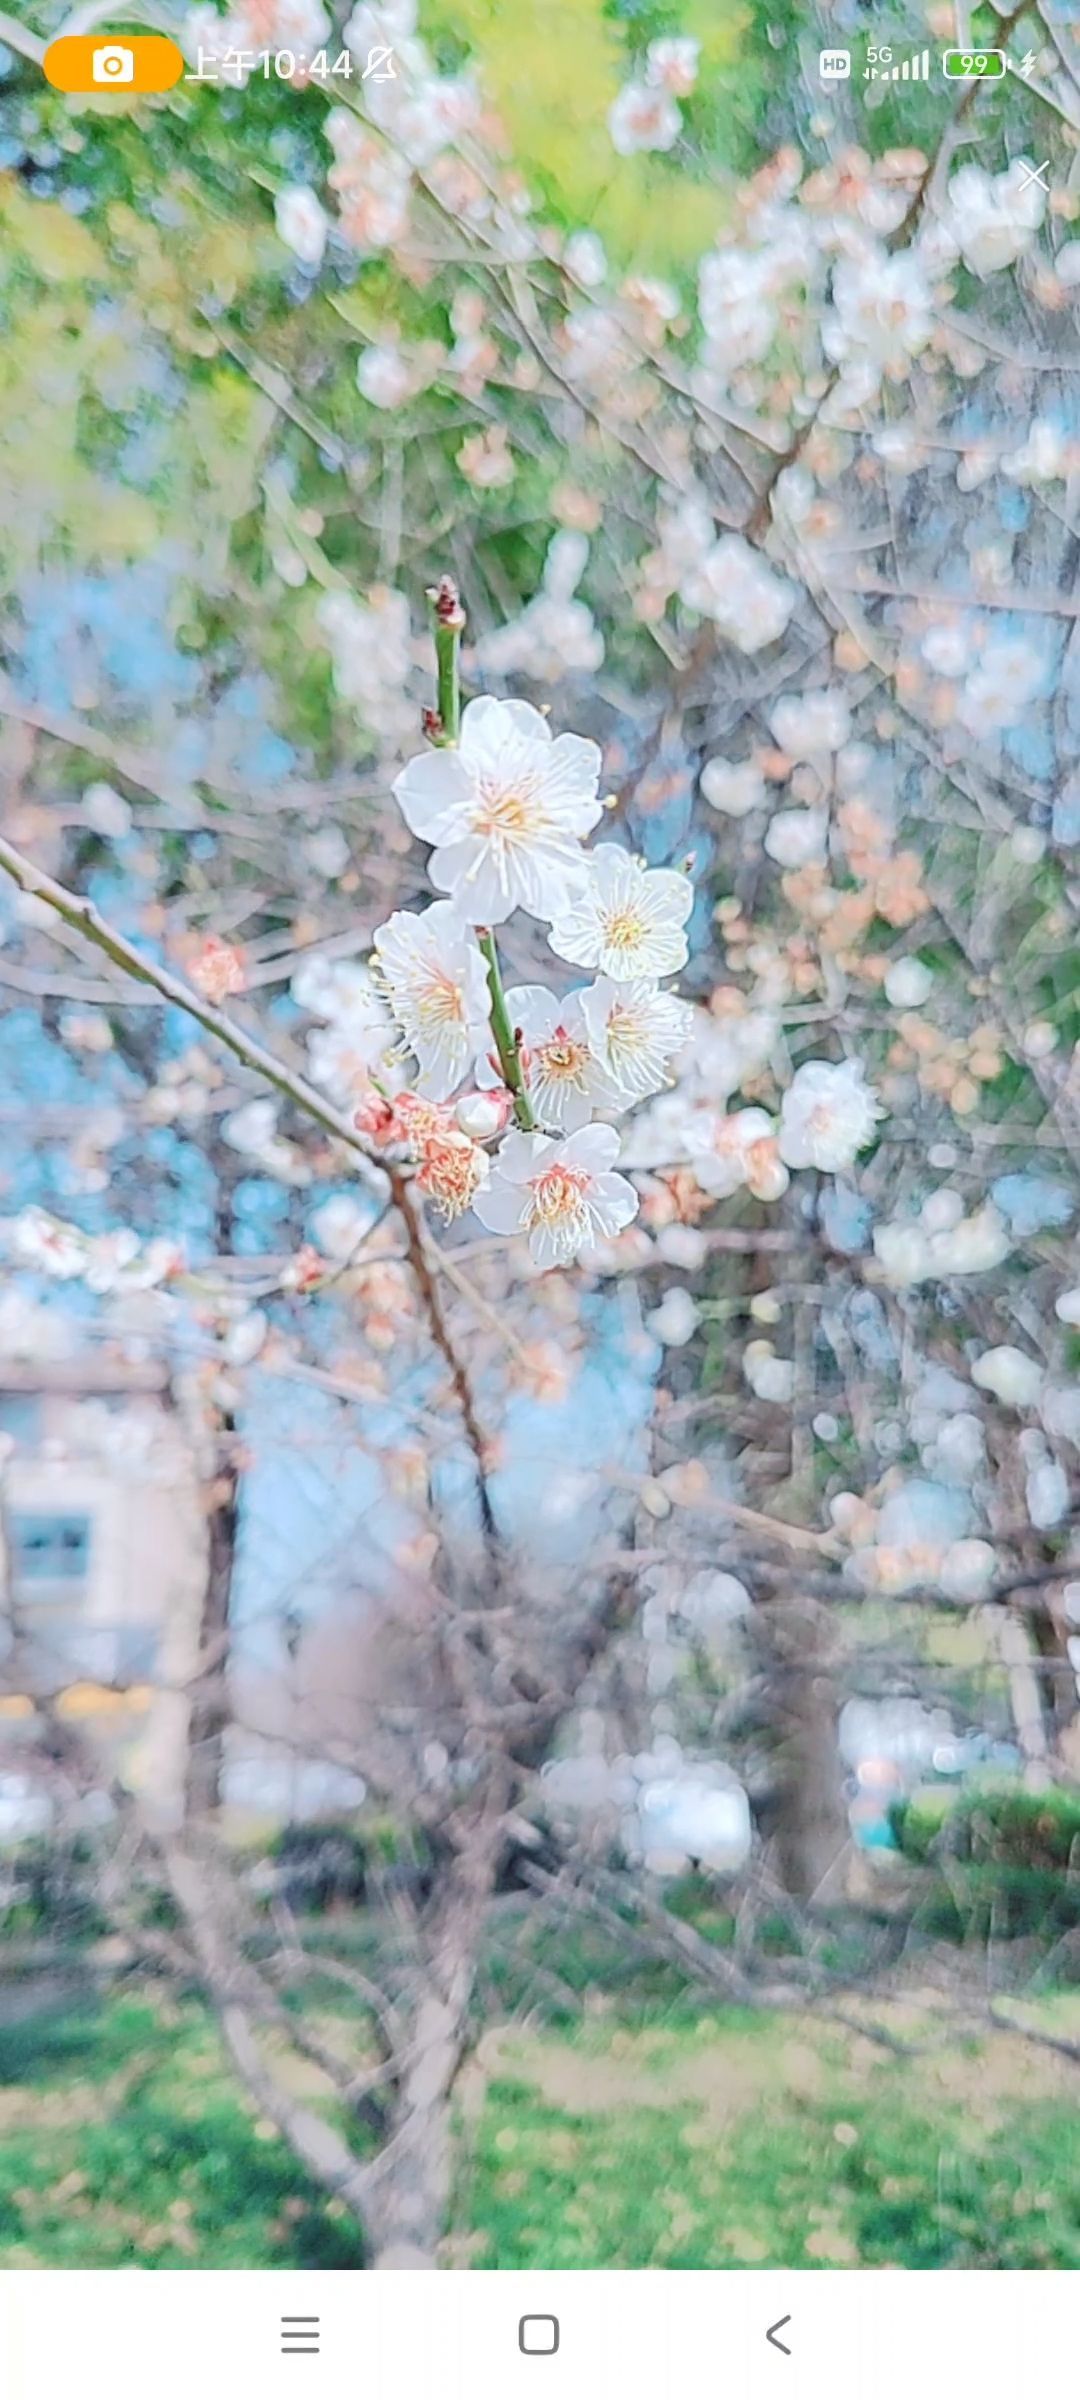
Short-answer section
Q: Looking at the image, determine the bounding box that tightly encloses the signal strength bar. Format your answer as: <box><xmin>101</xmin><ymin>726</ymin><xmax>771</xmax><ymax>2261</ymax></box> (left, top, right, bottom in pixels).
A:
<box><xmin>893</xmin><ymin>48</ymin><xmax>930</xmax><ymax>77</ymax></box>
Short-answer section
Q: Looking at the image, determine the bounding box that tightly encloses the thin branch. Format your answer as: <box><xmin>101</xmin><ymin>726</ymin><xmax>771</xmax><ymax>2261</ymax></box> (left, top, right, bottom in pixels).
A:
<box><xmin>0</xmin><ymin>833</ymin><xmax>502</xmax><ymax>1543</ymax></box>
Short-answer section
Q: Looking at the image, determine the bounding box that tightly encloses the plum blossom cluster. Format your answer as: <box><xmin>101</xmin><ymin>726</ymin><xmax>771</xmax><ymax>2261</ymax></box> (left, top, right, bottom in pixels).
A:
<box><xmin>342</xmin><ymin>688</ymin><xmax>701</xmax><ymax>1268</ymax></box>
<box><xmin>689</xmin><ymin>144</ymin><xmax>1049</xmax><ymax>424</ymax></box>
<box><xmin>330</xmin><ymin>660</ymin><xmax>890</xmax><ymax>1271</ymax></box>
<box><xmin>621</xmin><ymin>1004</ymin><xmax>884</xmax><ymax>1215</ymax></box>
<box><xmin>3</xmin><ymin>1209</ymin><xmax>182</xmax><ymax>1293</ymax></box>
<box><xmin>263</xmin><ymin>0</ymin><xmax>488</xmax><ymax>272</ymax></box>
<box><xmin>608</xmin><ymin>37</ymin><xmax>699</xmax><ymax>158</ymax></box>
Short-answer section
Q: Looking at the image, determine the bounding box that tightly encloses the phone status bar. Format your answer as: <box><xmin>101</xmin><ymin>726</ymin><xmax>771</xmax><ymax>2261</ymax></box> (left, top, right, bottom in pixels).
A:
<box><xmin>818</xmin><ymin>43</ymin><xmax>1035</xmax><ymax>85</ymax></box>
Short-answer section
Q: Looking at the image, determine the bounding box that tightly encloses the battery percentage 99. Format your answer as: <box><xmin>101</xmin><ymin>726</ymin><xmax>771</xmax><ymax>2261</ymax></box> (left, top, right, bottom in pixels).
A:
<box><xmin>942</xmin><ymin>49</ymin><xmax>1006</xmax><ymax>77</ymax></box>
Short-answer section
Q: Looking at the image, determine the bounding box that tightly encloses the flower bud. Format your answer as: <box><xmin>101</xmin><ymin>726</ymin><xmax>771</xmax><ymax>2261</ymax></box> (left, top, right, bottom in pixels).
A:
<box><xmin>455</xmin><ymin>1090</ymin><xmax>509</xmax><ymax>1141</ymax></box>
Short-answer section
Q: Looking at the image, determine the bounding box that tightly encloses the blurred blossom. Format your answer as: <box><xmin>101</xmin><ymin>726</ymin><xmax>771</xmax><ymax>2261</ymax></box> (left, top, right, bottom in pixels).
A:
<box><xmin>608</xmin><ymin>81</ymin><xmax>682</xmax><ymax>157</ymax></box>
<box><xmin>645</xmin><ymin>37</ymin><xmax>699</xmax><ymax>97</ymax></box>
<box><xmin>274</xmin><ymin>183</ymin><xmax>329</xmax><ymax>269</ymax></box>
<box><xmin>943</xmin><ymin>159</ymin><xmax>1047</xmax><ymax>278</ymax></box>
<box><xmin>679</xmin><ymin>534</ymin><xmax>797</xmax><ymax>652</ymax></box>
<box><xmin>700</xmin><ymin>758</ymin><xmax>766</xmax><ymax>819</ymax></box>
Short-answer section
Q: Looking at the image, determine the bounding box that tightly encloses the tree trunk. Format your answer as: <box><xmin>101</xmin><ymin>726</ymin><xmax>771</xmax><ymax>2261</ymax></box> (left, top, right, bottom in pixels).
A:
<box><xmin>166</xmin><ymin>1818</ymin><xmax>499</xmax><ymax>2266</ymax></box>
<box><xmin>756</xmin><ymin>1589</ymin><xmax>850</xmax><ymax>1903</ymax></box>
<box><xmin>361</xmin><ymin>1830</ymin><xmax>501</xmax><ymax>2265</ymax></box>
<box><xmin>997</xmin><ymin>1606</ymin><xmax>1050</xmax><ymax>1785</ymax></box>
<box><xmin>184</xmin><ymin>1416</ymin><xmax>239</xmax><ymax>1822</ymax></box>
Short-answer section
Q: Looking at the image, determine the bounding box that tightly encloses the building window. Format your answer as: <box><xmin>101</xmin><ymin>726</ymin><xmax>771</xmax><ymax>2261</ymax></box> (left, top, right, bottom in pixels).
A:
<box><xmin>9</xmin><ymin>1513</ymin><xmax>92</xmax><ymax>1599</ymax></box>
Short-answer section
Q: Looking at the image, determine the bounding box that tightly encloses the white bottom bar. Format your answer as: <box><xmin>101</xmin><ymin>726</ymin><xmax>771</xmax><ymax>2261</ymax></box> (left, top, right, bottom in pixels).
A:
<box><xmin>0</xmin><ymin>2266</ymin><xmax>1072</xmax><ymax>2400</ymax></box>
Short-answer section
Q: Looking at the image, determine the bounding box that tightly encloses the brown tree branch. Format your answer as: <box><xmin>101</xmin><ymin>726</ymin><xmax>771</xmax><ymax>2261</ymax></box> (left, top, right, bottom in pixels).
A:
<box><xmin>0</xmin><ymin>832</ymin><xmax>502</xmax><ymax>1545</ymax></box>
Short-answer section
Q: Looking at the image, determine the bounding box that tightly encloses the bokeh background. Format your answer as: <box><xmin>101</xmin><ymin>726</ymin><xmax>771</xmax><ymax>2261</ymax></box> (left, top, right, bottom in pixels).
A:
<box><xmin>0</xmin><ymin>0</ymin><xmax>1078</xmax><ymax>2269</ymax></box>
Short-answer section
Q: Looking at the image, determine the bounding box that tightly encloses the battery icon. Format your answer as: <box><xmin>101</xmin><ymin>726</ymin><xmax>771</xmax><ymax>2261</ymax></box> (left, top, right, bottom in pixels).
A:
<box><xmin>942</xmin><ymin>48</ymin><xmax>1006</xmax><ymax>77</ymax></box>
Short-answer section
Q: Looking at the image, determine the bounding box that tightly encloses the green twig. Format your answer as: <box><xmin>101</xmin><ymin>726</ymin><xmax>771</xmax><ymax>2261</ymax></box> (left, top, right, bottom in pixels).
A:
<box><xmin>424</xmin><ymin>577</ymin><xmax>535</xmax><ymax>1132</ymax></box>
<box><xmin>478</xmin><ymin>930</ymin><xmax>536</xmax><ymax>1133</ymax></box>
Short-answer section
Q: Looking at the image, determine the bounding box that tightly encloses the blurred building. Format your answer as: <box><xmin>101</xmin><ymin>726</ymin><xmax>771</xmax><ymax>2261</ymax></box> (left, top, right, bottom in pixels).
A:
<box><xmin>0</xmin><ymin>1356</ymin><xmax>206</xmax><ymax>1828</ymax></box>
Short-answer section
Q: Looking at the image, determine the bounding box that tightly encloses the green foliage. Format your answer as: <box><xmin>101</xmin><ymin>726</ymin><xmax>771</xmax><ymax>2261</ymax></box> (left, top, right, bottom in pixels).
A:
<box><xmin>0</xmin><ymin>1837</ymin><xmax>106</xmax><ymax>1942</ymax></box>
<box><xmin>892</xmin><ymin>1781</ymin><xmax>1080</xmax><ymax>1871</ymax></box>
<box><xmin>0</xmin><ymin>1996</ymin><xmax>362</xmax><ymax>2268</ymax></box>
<box><xmin>890</xmin><ymin>1784</ymin><xmax>1080</xmax><ymax>1941</ymax></box>
<box><xmin>425</xmin><ymin>0</ymin><xmax>748</xmax><ymax>268</ymax></box>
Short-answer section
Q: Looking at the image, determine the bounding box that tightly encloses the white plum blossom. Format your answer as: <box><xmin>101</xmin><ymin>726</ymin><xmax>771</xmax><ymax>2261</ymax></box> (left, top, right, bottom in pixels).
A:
<box><xmin>619</xmin><ymin>1004</ymin><xmax>781</xmax><ymax>1174</ymax></box>
<box><xmin>956</xmin><ymin>635</ymin><xmax>1044</xmax><ymax>735</ymax></box>
<box><xmin>679</xmin><ymin>533</ymin><xmax>797</xmax><ymax>653</ymax></box>
<box><xmin>475</xmin><ymin>984</ymin><xmax>613</xmax><ymax>1133</ymax></box>
<box><xmin>1020</xmin><ymin>1431</ymin><xmax>1069</xmax><ymax>1529</ymax></box>
<box><xmin>473</xmin><ymin>1124</ymin><xmax>639</xmax><ymax>1268</ymax></box>
<box><xmin>885</xmin><ymin>957</ymin><xmax>934</xmax><ymax>1008</ymax></box>
<box><xmin>770</xmin><ymin>687</ymin><xmax>852</xmax><ymax>762</ymax></box>
<box><xmin>608</xmin><ymin>81</ymin><xmax>682</xmax><ymax>156</ymax></box>
<box><xmin>1054</xmin><ymin>240</ymin><xmax>1080</xmax><ymax>287</ymax></box>
<box><xmin>823</xmin><ymin>248</ymin><xmax>934</xmax><ymax>391</ymax></box>
<box><xmin>921</xmin><ymin>618</ymin><xmax>977</xmax><ymax>677</ymax></box>
<box><xmin>292</xmin><ymin>954</ymin><xmax>381</xmax><ymax>1022</ymax></box>
<box><xmin>82</xmin><ymin>781</ymin><xmax>132</xmax><ymax>838</ymax></box>
<box><xmin>275</xmin><ymin>184</ymin><xmax>329</xmax><ymax>269</ymax></box>
<box><xmin>645</xmin><ymin>36</ymin><xmax>699</xmax><ymax>95</ymax></box>
<box><xmin>8</xmin><ymin>1208</ymin><xmax>89</xmax><ymax>1280</ymax></box>
<box><xmin>686</xmin><ymin>1107</ymin><xmax>789</xmax><ymax>1202</ymax></box>
<box><xmin>223</xmin><ymin>1097</ymin><xmax>308</xmax><ymax>1183</ymax></box>
<box><xmin>765</xmin><ymin>808</ymin><xmax>829</xmax><ymax>868</ymax></box>
<box><xmin>744</xmin><ymin>1340</ymin><xmax>795</xmax><ymax>1403</ymax></box>
<box><xmin>778</xmin><ymin>1059</ymin><xmax>883</xmax><ymax>1173</ymax></box>
<box><xmin>1002</xmin><ymin>420</ymin><xmax>1073</xmax><ymax>486</ymax></box>
<box><xmin>873</xmin><ymin>1200</ymin><xmax>1011</xmax><ymax>1286</ymax></box>
<box><xmin>971</xmin><ymin>1346</ymin><xmax>1044</xmax><ymax>1410</ymax></box>
<box><xmin>311</xmin><ymin>1193</ymin><xmax>373</xmax><ymax>1261</ymax></box>
<box><xmin>579</xmin><ymin>977</ymin><xmax>694</xmax><ymax>1103</ymax></box>
<box><xmin>293</xmin><ymin>956</ymin><xmax>401</xmax><ymax>1106</ymax></box>
<box><xmin>325</xmin><ymin>105</ymin><xmax>412</xmax><ymax>251</ymax></box>
<box><xmin>306</xmin><ymin>826</ymin><xmax>351</xmax><ymax>880</ymax></box>
<box><xmin>357</xmin><ymin>343</ymin><xmax>413</xmax><ymax>410</ymax></box>
<box><xmin>700</xmin><ymin>758</ymin><xmax>766</xmax><ymax>818</ymax></box>
<box><xmin>940</xmin><ymin>1540</ymin><xmax>998</xmax><ymax>1603</ymax></box>
<box><xmin>359</xmin><ymin>657</ymin><xmax>696</xmax><ymax>1263</ymax></box>
<box><xmin>342</xmin><ymin>0</ymin><xmax>476</xmax><ymax>169</ymax></box>
<box><xmin>477</xmin><ymin>532</ymin><xmax>604</xmax><ymax>683</ymax></box>
<box><xmin>307</xmin><ymin>1016</ymin><xmax>402</xmax><ymax>1107</ymax></box>
<box><xmin>1044</xmin><ymin>1386</ymin><xmax>1080</xmax><ymax>1447</ymax></box>
<box><xmin>393</xmin><ymin>696</ymin><xmax>603</xmax><ymax>926</ymax></box>
<box><xmin>547</xmin><ymin>845</ymin><xmax>693</xmax><ymax>982</ymax></box>
<box><xmin>563</xmin><ymin>230</ymin><xmax>607</xmax><ymax>288</ymax></box>
<box><xmin>317</xmin><ymin>585</ymin><xmax>415</xmax><ymax>744</ymax></box>
<box><xmin>942</xmin><ymin>160</ymin><xmax>1047</xmax><ymax>278</ymax></box>
<box><xmin>697</xmin><ymin>252</ymin><xmax>775</xmax><ymax>381</ymax></box>
<box><xmin>4</xmin><ymin>1211</ymin><xmax>179</xmax><ymax>1292</ymax></box>
<box><xmin>955</xmin><ymin>445</ymin><xmax>997</xmax><ymax>495</ymax></box>
<box><xmin>648</xmin><ymin>1285</ymin><xmax>700</xmax><ymax>1347</ymax></box>
<box><xmin>222</xmin><ymin>1310</ymin><xmax>268</xmax><ymax>1369</ymax></box>
<box><xmin>372</xmin><ymin>902</ymin><xmax>491</xmax><ymax>1101</ymax></box>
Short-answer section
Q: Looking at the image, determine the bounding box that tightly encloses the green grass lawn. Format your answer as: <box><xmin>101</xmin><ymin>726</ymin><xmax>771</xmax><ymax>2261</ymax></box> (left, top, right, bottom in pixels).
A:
<box><xmin>460</xmin><ymin>2004</ymin><xmax>1080</xmax><ymax>2269</ymax></box>
<box><xmin>0</xmin><ymin>1978</ymin><xmax>1077</xmax><ymax>2269</ymax></box>
<box><xmin>0</xmin><ymin>1995</ymin><xmax>363</xmax><ymax>2269</ymax></box>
